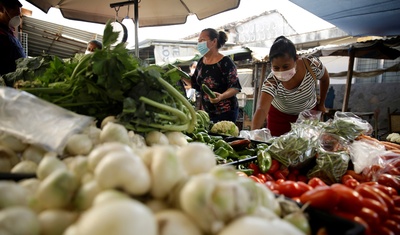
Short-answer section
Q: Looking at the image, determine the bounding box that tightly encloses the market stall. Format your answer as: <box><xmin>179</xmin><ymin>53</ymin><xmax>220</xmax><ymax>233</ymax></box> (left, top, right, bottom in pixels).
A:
<box><xmin>1</xmin><ymin>24</ymin><xmax>400</xmax><ymax>235</ymax></box>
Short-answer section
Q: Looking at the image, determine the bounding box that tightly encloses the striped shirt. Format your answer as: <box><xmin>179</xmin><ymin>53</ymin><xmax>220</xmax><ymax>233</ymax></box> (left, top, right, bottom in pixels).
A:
<box><xmin>261</xmin><ymin>56</ymin><xmax>325</xmax><ymax>115</ymax></box>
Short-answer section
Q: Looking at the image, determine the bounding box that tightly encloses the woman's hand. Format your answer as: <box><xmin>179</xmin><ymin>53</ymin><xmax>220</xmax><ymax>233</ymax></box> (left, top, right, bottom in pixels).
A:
<box><xmin>316</xmin><ymin>102</ymin><xmax>327</xmax><ymax>114</ymax></box>
<box><xmin>209</xmin><ymin>92</ymin><xmax>222</xmax><ymax>103</ymax></box>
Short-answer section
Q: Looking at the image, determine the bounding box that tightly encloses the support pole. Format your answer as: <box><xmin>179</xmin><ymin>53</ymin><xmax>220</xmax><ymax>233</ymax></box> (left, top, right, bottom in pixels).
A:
<box><xmin>342</xmin><ymin>46</ymin><xmax>355</xmax><ymax>112</ymax></box>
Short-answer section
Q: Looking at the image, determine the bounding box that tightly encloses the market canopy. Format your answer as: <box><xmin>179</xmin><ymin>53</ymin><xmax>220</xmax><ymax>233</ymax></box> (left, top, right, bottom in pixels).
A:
<box><xmin>289</xmin><ymin>0</ymin><xmax>400</xmax><ymax>37</ymax></box>
<box><xmin>25</xmin><ymin>0</ymin><xmax>241</xmax><ymax>55</ymax></box>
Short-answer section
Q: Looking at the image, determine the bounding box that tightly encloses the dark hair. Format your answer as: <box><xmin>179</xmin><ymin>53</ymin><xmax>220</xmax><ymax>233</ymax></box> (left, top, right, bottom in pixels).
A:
<box><xmin>202</xmin><ymin>28</ymin><xmax>228</xmax><ymax>49</ymax></box>
<box><xmin>0</xmin><ymin>0</ymin><xmax>22</xmax><ymax>8</ymax></box>
<box><xmin>89</xmin><ymin>40</ymin><xmax>103</xmax><ymax>50</ymax></box>
<box><xmin>269</xmin><ymin>36</ymin><xmax>297</xmax><ymax>61</ymax></box>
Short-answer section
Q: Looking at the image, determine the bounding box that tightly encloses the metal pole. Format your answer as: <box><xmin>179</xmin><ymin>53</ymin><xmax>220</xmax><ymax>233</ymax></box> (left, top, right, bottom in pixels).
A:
<box><xmin>342</xmin><ymin>46</ymin><xmax>355</xmax><ymax>112</ymax></box>
<box><xmin>134</xmin><ymin>0</ymin><xmax>139</xmax><ymax>57</ymax></box>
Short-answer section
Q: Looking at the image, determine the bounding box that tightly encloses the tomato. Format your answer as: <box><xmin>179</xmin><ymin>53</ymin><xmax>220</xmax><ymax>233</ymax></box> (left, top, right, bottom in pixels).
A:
<box><xmin>384</xmin><ymin>220</ymin><xmax>400</xmax><ymax>235</ymax></box>
<box><xmin>249</xmin><ymin>175</ymin><xmax>263</xmax><ymax>184</ymax></box>
<box><xmin>266</xmin><ymin>159</ymin><xmax>280</xmax><ymax>174</ymax></box>
<box><xmin>265</xmin><ymin>181</ymin><xmax>279</xmax><ymax>191</ymax></box>
<box><xmin>263</xmin><ymin>173</ymin><xmax>275</xmax><ymax>182</ymax></box>
<box><xmin>296</xmin><ymin>181</ymin><xmax>313</xmax><ymax>194</ymax></box>
<box><xmin>355</xmin><ymin>207</ymin><xmax>380</xmax><ymax>228</ymax></box>
<box><xmin>291</xmin><ymin>197</ymin><xmax>301</xmax><ymax>204</ymax></box>
<box><xmin>273</xmin><ymin>171</ymin><xmax>286</xmax><ymax>180</ymax></box>
<box><xmin>393</xmin><ymin>195</ymin><xmax>400</xmax><ymax>207</ymax></box>
<box><xmin>290</xmin><ymin>168</ymin><xmax>300</xmax><ymax>175</ymax></box>
<box><xmin>275</xmin><ymin>179</ymin><xmax>285</xmax><ymax>185</ymax></box>
<box><xmin>299</xmin><ymin>186</ymin><xmax>339</xmax><ymax>211</ymax></box>
<box><xmin>297</xmin><ymin>175</ymin><xmax>308</xmax><ymax>183</ymax></box>
<box><xmin>361</xmin><ymin>198</ymin><xmax>389</xmax><ymax>222</ymax></box>
<box><xmin>390</xmin><ymin>214</ymin><xmax>400</xmax><ymax>224</ymax></box>
<box><xmin>344</xmin><ymin>178</ymin><xmax>360</xmax><ymax>189</ymax></box>
<box><xmin>370</xmin><ymin>184</ymin><xmax>398</xmax><ymax>197</ymax></box>
<box><xmin>280</xmin><ymin>167</ymin><xmax>290</xmax><ymax>177</ymax></box>
<box><xmin>355</xmin><ymin>184</ymin><xmax>388</xmax><ymax>208</ymax></box>
<box><xmin>393</xmin><ymin>207</ymin><xmax>400</xmax><ymax>216</ymax></box>
<box><xmin>286</xmin><ymin>172</ymin><xmax>297</xmax><ymax>181</ymax></box>
<box><xmin>248</xmin><ymin>163</ymin><xmax>260</xmax><ymax>175</ymax></box>
<box><xmin>332</xmin><ymin>210</ymin><xmax>371</xmax><ymax>235</ymax></box>
<box><xmin>308</xmin><ymin>177</ymin><xmax>327</xmax><ymax>188</ymax></box>
<box><xmin>341</xmin><ymin>174</ymin><xmax>354</xmax><ymax>184</ymax></box>
<box><xmin>372</xmin><ymin>226</ymin><xmax>395</xmax><ymax>235</ymax></box>
<box><xmin>368</xmin><ymin>186</ymin><xmax>395</xmax><ymax>213</ymax></box>
<box><xmin>279</xmin><ymin>181</ymin><xmax>302</xmax><ymax>198</ymax></box>
<box><xmin>345</xmin><ymin>170</ymin><xmax>366</xmax><ymax>182</ymax></box>
<box><xmin>331</xmin><ymin>183</ymin><xmax>364</xmax><ymax>213</ymax></box>
<box><xmin>256</xmin><ymin>173</ymin><xmax>267</xmax><ymax>183</ymax></box>
<box><xmin>378</xmin><ymin>174</ymin><xmax>400</xmax><ymax>191</ymax></box>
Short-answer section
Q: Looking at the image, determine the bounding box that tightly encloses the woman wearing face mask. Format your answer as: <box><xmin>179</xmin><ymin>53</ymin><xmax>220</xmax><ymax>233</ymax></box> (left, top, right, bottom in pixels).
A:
<box><xmin>186</xmin><ymin>28</ymin><xmax>242</xmax><ymax>123</ymax></box>
<box><xmin>85</xmin><ymin>39</ymin><xmax>103</xmax><ymax>54</ymax></box>
<box><xmin>251</xmin><ymin>36</ymin><xmax>330</xmax><ymax>136</ymax></box>
<box><xmin>0</xmin><ymin>0</ymin><xmax>25</xmax><ymax>79</ymax></box>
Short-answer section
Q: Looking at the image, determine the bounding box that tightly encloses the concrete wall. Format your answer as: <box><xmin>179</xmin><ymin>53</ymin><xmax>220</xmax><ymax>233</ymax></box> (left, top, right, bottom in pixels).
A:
<box><xmin>327</xmin><ymin>83</ymin><xmax>400</xmax><ymax>136</ymax></box>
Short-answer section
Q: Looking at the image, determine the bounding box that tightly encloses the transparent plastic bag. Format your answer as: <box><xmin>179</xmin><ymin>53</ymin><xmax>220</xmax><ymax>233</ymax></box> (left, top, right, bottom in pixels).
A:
<box><xmin>323</xmin><ymin>111</ymin><xmax>373</xmax><ymax>141</ymax></box>
<box><xmin>296</xmin><ymin>109</ymin><xmax>322</xmax><ymax>123</ymax></box>
<box><xmin>0</xmin><ymin>87</ymin><xmax>94</xmax><ymax>154</ymax></box>
<box><xmin>239</xmin><ymin>128</ymin><xmax>272</xmax><ymax>142</ymax></box>
<box><xmin>348</xmin><ymin>138</ymin><xmax>386</xmax><ymax>174</ymax></box>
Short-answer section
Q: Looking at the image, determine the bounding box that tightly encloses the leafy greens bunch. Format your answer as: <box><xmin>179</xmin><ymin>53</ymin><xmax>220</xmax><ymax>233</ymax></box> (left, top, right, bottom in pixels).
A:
<box><xmin>16</xmin><ymin>21</ymin><xmax>196</xmax><ymax>134</ymax></box>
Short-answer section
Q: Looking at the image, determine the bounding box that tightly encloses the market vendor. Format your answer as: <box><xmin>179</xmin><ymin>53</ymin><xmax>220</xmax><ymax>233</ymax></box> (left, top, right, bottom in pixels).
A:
<box><xmin>251</xmin><ymin>36</ymin><xmax>330</xmax><ymax>136</ymax></box>
<box><xmin>0</xmin><ymin>0</ymin><xmax>25</xmax><ymax>78</ymax></box>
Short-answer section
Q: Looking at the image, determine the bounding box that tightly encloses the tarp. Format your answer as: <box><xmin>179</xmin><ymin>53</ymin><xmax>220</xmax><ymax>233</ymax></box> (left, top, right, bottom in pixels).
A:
<box><xmin>289</xmin><ymin>0</ymin><xmax>400</xmax><ymax>36</ymax></box>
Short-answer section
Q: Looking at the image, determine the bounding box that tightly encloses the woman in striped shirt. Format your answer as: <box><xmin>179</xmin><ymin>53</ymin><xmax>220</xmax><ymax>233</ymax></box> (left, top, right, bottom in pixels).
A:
<box><xmin>251</xmin><ymin>36</ymin><xmax>330</xmax><ymax>136</ymax></box>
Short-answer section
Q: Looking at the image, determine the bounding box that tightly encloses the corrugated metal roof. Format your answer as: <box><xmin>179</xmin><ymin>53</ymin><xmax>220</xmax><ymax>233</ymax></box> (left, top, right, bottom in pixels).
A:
<box><xmin>20</xmin><ymin>16</ymin><xmax>103</xmax><ymax>59</ymax></box>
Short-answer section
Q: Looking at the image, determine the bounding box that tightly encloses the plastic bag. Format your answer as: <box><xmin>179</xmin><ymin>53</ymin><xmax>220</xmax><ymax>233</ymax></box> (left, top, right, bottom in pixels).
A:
<box><xmin>0</xmin><ymin>87</ymin><xmax>94</xmax><ymax>154</ymax></box>
<box><xmin>348</xmin><ymin>138</ymin><xmax>386</xmax><ymax>174</ymax></box>
<box><xmin>239</xmin><ymin>128</ymin><xmax>272</xmax><ymax>142</ymax></box>
<box><xmin>296</xmin><ymin>109</ymin><xmax>322</xmax><ymax>123</ymax></box>
<box><xmin>307</xmin><ymin>148</ymin><xmax>350</xmax><ymax>185</ymax></box>
<box><xmin>323</xmin><ymin>112</ymin><xmax>373</xmax><ymax>141</ymax></box>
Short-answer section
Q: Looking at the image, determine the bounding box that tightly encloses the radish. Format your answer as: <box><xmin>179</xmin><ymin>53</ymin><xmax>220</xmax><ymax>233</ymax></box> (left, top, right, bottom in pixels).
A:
<box><xmin>65</xmin><ymin>133</ymin><xmax>93</xmax><ymax>156</ymax></box>
<box><xmin>176</xmin><ymin>142</ymin><xmax>216</xmax><ymax>175</ymax></box>
<box><xmin>38</xmin><ymin>209</ymin><xmax>78</xmax><ymax>235</ymax></box>
<box><xmin>155</xmin><ymin>209</ymin><xmax>202</xmax><ymax>235</ymax></box>
<box><xmin>87</xmin><ymin>142</ymin><xmax>133</xmax><ymax>171</ymax></box>
<box><xmin>72</xmin><ymin>180</ymin><xmax>101</xmax><ymax>211</ymax></box>
<box><xmin>21</xmin><ymin>144</ymin><xmax>46</xmax><ymax>164</ymax></box>
<box><xmin>0</xmin><ymin>145</ymin><xmax>19</xmax><ymax>172</ymax></box>
<box><xmin>75</xmin><ymin>199</ymin><xmax>157</xmax><ymax>235</ymax></box>
<box><xmin>94</xmin><ymin>151</ymin><xmax>151</xmax><ymax>196</ymax></box>
<box><xmin>165</xmin><ymin>131</ymin><xmax>188</xmax><ymax>147</ymax></box>
<box><xmin>92</xmin><ymin>189</ymin><xmax>131</xmax><ymax>206</ymax></box>
<box><xmin>11</xmin><ymin>160</ymin><xmax>38</xmax><ymax>173</ymax></box>
<box><xmin>99</xmin><ymin>122</ymin><xmax>130</xmax><ymax>145</ymax></box>
<box><xmin>36</xmin><ymin>152</ymin><xmax>67</xmax><ymax>180</ymax></box>
<box><xmin>0</xmin><ymin>132</ymin><xmax>28</xmax><ymax>152</ymax></box>
<box><xmin>145</xmin><ymin>131</ymin><xmax>169</xmax><ymax>146</ymax></box>
<box><xmin>0</xmin><ymin>181</ymin><xmax>29</xmax><ymax>209</ymax></box>
<box><xmin>0</xmin><ymin>206</ymin><xmax>40</xmax><ymax>235</ymax></box>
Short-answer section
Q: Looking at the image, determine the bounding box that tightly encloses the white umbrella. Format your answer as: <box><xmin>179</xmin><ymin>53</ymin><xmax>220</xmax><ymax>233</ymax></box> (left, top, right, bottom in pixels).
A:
<box><xmin>25</xmin><ymin>0</ymin><xmax>241</xmax><ymax>55</ymax></box>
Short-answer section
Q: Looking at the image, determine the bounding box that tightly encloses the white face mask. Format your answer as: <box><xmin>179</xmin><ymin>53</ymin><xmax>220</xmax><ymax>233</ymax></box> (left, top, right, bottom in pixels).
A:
<box><xmin>85</xmin><ymin>50</ymin><xmax>92</xmax><ymax>55</ymax></box>
<box><xmin>272</xmin><ymin>66</ymin><xmax>296</xmax><ymax>82</ymax></box>
<box><xmin>9</xmin><ymin>16</ymin><xmax>21</xmax><ymax>28</ymax></box>
<box><xmin>5</xmin><ymin>10</ymin><xmax>21</xmax><ymax>29</ymax></box>
<box><xmin>190</xmin><ymin>68</ymin><xmax>195</xmax><ymax>74</ymax></box>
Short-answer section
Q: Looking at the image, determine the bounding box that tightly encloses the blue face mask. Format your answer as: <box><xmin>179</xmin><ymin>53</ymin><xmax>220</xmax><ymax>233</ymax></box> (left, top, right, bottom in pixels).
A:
<box><xmin>197</xmin><ymin>41</ymin><xmax>209</xmax><ymax>56</ymax></box>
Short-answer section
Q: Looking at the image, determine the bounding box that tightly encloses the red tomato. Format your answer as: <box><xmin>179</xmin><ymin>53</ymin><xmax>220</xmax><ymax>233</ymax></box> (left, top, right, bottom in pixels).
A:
<box><xmin>385</xmin><ymin>164</ymin><xmax>400</xmax><ymax>175</ymax></box>
<box><xmin>308</xmin><ymin>177</ymin><xmax>327</xmax><ymax>188</ymax></box>
<box><xmin>361</xmin><ymin>198</ymin><xmax>389</xmax><ymax>222</ymax></box>
<box><xmin>332</xmin><ymin>210</ymin><xmax>371</xmax><ymax>235</ymax></box>
<box><xmin>393</xmin><ymin>195</ymin><xmax>400</xmax><ymax>207</ymax></box>
<box><xmin>384</xmin><ymin>220</ymin><xmax>400</xmax><ymax>235</ymax></box>
<box><xmin>297</xmin><ymin>181</ymin><xmax>313</xmax><ymax>194</ymax></box>
<box><xmin>256</xmin><ymin>173</ymin><xmax>267</xmax><ymax>183</ymax></box>
<box><xmin>279</xmin><ymin>181</ymin><xmax>302</xmax><ymax>198</ymax></box>
<box><xmin>248</xmin><ymin>163</ymin><xmax>260</xmax><ymax>175</ymax></box>
<box><xmin>378</xmin><ymin>174</ymin><xmax>400</xmax><ymax>191</ymax></box>
<box><xmin>344</xmin><ymin>178</ymin><xmax>360</xmax><ymax>189</ymax></box>
<box><xmin>345</xmin><ymin>170</ymin><xmax>366</xmax><ymax>182</ymax></box>
<box><xmin>275</xmin><ymin>179</ymin><xmax>285</xmax><ymax>185</ymax></box>
<box><xmin>341</xmin><ymin>174</ymin><xmax>354</xmax><ymax>184</ymax></box>
<box><xmin>370</xmin><ymin>184</ymin><xmax>398</xmax><ymax>197</ymax></box>
<box><xmin>249</xmin><ymin>175</ymin><xmax>263</xmax><ymax>184</ymax></box>
<box><xmin>331</xmin><ymin>183</ymin><xmax>364</xmax><ymax>213</ymax></box>
<box><xmin>390</xmin><ymin>214</ymin><xmax>400</xmax><ymax>224</ymax></box>
<box><xmin>299</xmin><ymin>186</ymin><xmax>339</xmax><ymax>211</ymax></box>
<box><xmin>372</xmin><ymin>226</ymin><xmax>395</xmax><ymax>235</ymax></box>
<box><xmin>290</xmin><ymin>168</ymin><xmax>300</xmax><ymax>175</ymax></box>
<box><xmin>286</xmin><ymin>172</ymin><xmax>297</xmax><ymax>181</ymax></box>
<box><xmin>355</xmin><ymin>184</ymin><xmax>388</xmax><ymax>208</ymax></box>
<box><xmin>264</xmin><ymin>181</ymin><xmax>279</xmax><ymax>191</ymax></box>
<box><xmin>368</xmin><ymin>186</ymin><xmax>395</xmax><ymax>213</ymax></box>
<box><xmin>297</xmin><ymin>175</ymin><xmax>308</xmax><ymax>183</ymax></box>
<box><xmin>266</xmin><ymin>160</ymin><xmax>280</xmax><ymax>174</ymax></box>
<box><xmin>273</xmin><ymin>171</ymin><xmax>286</xmax><ymax>180</ymax></box>
<box><xmin>263</xmin><ymin>173</ymin><xmax>275</xmax><ymax>182</ymax></box>
<box><xmin>280</xmin><ymin>167</ymin><xmax>290</xmax><ymax>177</ymax></box>
<box><xmin>355</xmin><ymin>207</ymin><xmax>380</xmax><ymax>229</ymax></box>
